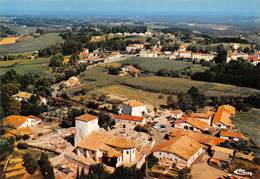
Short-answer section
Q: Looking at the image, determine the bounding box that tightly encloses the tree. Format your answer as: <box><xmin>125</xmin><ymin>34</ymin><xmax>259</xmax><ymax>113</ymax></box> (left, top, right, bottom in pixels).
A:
<box><xmin>147</xmin><ymin>155</ymin><xmax>159</xmax><ymax>168</ymax></box>
<box><xmin>84</xmin><ymin>164</ymin><xmax>109</xmax><ymax>179</ymax></box>
<box><xmin>23</xmin><ymin>153</ymin><xmax>38</xmax><ymax>175</ymax></box>
<box><xmin>214</xmin><ymin>45</ymin><xmax>227</xmax><ymax>64</ymax></box>
<box><xmin>36</xmin><ymin>28</ymin><xmax>44</xmax><ymax>35</ymax></box>
<box><xmin>49</xmin><ymin>54</ymin><xmax>64</xmax><ymax>68</ymax></box>
<box><xmin>98</xmin><ymin>112</ymin><xmax>115</xmax><ymax>130</ymax></box>
<box><xmin>134</xmin><ymin>125</ymin><xmax>149</xmax><ymax>133</ymax></box>
<box><xmin>38</xmin><ymin>153</ymin><xmax>55</xmax><ymax>179</ymax></box>
<box><xmin>108</xmin><ymin>66</ymin><xmax>121</xmax><ymax>75</ymax></box>
<box><xmin>0</xmin><ymin>83</ymin><xmax>19</xmax><ymax>96</ymax></box>
<box><xmin>112</xmin><ymin>166</ymin><xmax>143</xmax><ymax>179</ymax></box>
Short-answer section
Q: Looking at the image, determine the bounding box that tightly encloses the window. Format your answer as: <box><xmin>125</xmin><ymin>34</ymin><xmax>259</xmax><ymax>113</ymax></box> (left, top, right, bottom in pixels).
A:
<box><xmin>126</xmin><ymin>151</ymin><xmax>129</xmax><ymax>154</ymax></box>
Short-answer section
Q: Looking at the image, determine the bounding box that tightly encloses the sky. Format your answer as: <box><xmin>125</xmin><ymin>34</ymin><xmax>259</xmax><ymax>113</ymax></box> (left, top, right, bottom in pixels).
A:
<box><xmin>0</xmin><ymin>0</ymin><xmax>259</xmax><ymax>18</ymax></box>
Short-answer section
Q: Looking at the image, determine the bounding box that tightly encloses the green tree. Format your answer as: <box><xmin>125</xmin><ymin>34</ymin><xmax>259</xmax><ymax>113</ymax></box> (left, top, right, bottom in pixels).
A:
<box><xmin>23</xmin><ymin>153</ymin><xmax>38</xmax><ymax>175</ymax></box>
<box><xmin>214</xmin><ymin>45</ymin><xmax>227</xmax><ymax>64</ymax></box>
<box><xmin>38</xmin><ymin>153</ymin><xmax>55</xmax><ymax>179</ymax></box>
<box><xmin>49</xmin><ymin>54</ymin><xmax>64</xmax><ymax>68</ymax></box>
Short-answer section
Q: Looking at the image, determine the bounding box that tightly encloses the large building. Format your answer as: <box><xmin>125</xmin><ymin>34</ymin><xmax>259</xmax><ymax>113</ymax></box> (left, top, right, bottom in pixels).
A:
<box><xmin>74</xmin><ymin>113</ymin><xmax>138</xmax><ymax>167</ymax></box>
<box><xmin>212</xmin><ymin>105</ymin><xmax>235</xmax><ymax>129</ymax></box>
<box><xmin>119</xmin><ymin>100</ymin><xmax>147</xmax><ymax>117</ymax></box>
<box><xmin>153</xmin><ymin>136</ymin><xmax>204</xmax><ymax>167</ymax></box>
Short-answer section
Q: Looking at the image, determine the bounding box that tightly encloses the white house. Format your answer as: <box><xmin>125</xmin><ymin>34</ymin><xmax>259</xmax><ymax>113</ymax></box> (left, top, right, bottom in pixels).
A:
<box><xmin>74</xmin><ymin>113</ymin><xmax>137</xmax><ymax>167</ymax></box>
<box><xmin>126</xmin><ymin>44</ymin><xmax>145</xmax><ymax>53</ymax></box>
<box><xmin>139</xmin><ymin>50</ymin><xmax>158</xmax><ymax>58</ymax></box>
<box><xmin>153</xmin><ymin>136</ymin><xmax>204</xmax><ymax>167</ymax></box>
<box><xmin>219</xmin><ymin>131</ymin><xmax>243</xmax><ymax>142</ymax></box>
<box><xmin>171</xmin><ymin>110</ymin><xmax>183</xmax><ymax>119</ymax></box>
<box><xmin>113</xmin><ymin>114</ymin><xmax>146</xmax><ymax>129</ymax></box>
<box><xmin>192</xmin><ymin>53</ymin><xmax>215</xmax><ymax>62</ymax></box>
<box><xmin>178</xmin><ymin>51</ymin><xmax>192</xmax><ymax>59</ymax></box>
<box><xmin>119</xmin><ymin>100</ymin><xmax>147</xmax><ymax>117</ymax></box>
<box><xmin>227</xmin><ymin>52</ymin><xmax>249</xmax><ymax>62</ymax></box>
<box><xmin>4</xmin><ymin>115</ymin><xmax>42</xmax><ymax>129</ymax></box>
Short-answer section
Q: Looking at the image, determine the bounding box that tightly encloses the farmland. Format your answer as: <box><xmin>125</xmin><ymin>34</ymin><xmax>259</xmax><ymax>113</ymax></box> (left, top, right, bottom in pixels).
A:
<box><xmin>233</xmin><ymin>108</ymin><xmax>260</xmax><ymax>147</ymax></box>
<box><xmin>122</xmin><ymin>57</ymin><xmax>209</xmax><ymax>74</ymax></box>
<box><xmin>0</xmin><ymin>58</ymin><xmax>54</xmax><ymax>77</ymax></box>
<box><xmin>0</xmin><ymin>33</ymin><xmax>63</xmax><ymax>54</ymax></box>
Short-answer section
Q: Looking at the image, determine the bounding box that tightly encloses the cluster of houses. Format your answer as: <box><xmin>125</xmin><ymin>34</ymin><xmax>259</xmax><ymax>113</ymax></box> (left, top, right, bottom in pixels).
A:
<box><xmin>2</xmin><ymin>96</ymin><xmax>250</xmax><ymax>175</ymax></box>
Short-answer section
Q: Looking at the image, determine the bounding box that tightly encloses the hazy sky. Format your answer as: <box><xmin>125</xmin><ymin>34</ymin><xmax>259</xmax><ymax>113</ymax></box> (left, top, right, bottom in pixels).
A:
<box><xmin>0</xmin><ymin>0</ymin><xmax>259</xmax><ymax>17</ymax></box>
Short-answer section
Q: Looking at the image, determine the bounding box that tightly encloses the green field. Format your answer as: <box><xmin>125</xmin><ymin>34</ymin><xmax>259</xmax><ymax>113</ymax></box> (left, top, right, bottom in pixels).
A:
<box><xmin>122</xmin><ymin>57</ymin><xmax>209</xmax><ymax>74</ymax></box>
<box><xmin>79</xmin><ymin>64</ymin><xmax>260</xmax><ymax>98</ymax></box>
<box><xmin>0</xmin><ymin>58</ymin><xmax>54</xmax><ymax>77</ymax></box>
<box><xmin>233</xmin><ymin>108</ymin><xmax>260</xmax><ymax>147</ymax></box>
<box><xmin>0</xmin><ymin>33</ymin><xmax>63</xmax><ymax>54</ymax></box>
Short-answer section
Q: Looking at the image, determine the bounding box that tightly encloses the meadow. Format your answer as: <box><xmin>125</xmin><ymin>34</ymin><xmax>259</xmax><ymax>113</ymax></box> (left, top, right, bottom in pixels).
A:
<box><xmin>122</xmin><ymin>57</ymin><xmax>209</xmax><ymax>74</ymax></box>
<box><xmin>0</xmin><ymin>58</ymin><xmax>54</xmax><ymax>77</ymax></box>
<box><xmin>0</xmin><ymin>33</ymin><xmax>63</xmax><ymax>54</ymax></box>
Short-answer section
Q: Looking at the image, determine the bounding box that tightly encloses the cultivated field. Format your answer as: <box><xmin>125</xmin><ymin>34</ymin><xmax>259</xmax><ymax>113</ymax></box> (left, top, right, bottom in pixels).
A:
<box><xmin>0</xmin><ymin>36</ymin><xmax>20</xmax><ymax>45</ymax></box>
<box><xmin>95</xmin><ymin>85</ymin><xmax>171</xmax><ymax>106</ymax></box>
<box><xmin>0</xmin><ymin>33</ymin><xmax>63</xmax><ymax>54</ymax></box>
<box><xmin>233</xmin><ymin>108</ymin><xmax>260</xmax><ymax>147</ymax></box>
<box><xmin>122</xmin><ymin>57</ymin><xmax>208</xmax><ymax>74</ymax></box>
<box><xmin>0</xmin><ymin>58</ymin><xmax>54</xmax><ymax>77</ymax></box>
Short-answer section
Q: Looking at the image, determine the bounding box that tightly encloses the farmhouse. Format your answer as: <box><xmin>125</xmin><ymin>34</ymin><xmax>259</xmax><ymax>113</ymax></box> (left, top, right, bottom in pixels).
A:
<box><xmin>192</xmin><ymin>53</ymin><xmax>215</xmax><ymax>62</ymax></box>
<box><xmin>79</xmin><ymin>48</ymin><xmax>89</xmax><ymax>59</ymax></box>
<box><xmin>119</xmin><ymin>100</ymin><xmax>147</xmax><ymax>117</ymax></box>
<box><xmin>105</xmin><ymin>51</ymin><xmax>121</xmax><ymax>62</ymax></box>
<box><xmin>139</xmin><ymin>50</ymin><xmax>159</xmax><ymax>58</ymax></box>
<box><xmin>219</xmin><ymin>131</ymin><xmax>243</xmax><ymax>141</ymax></box>
<box><xmin>171</xmin><ymin>110</ymin><xmax>183</xmax><ymax>119</ymax></box>
<box><xmin>12</xmin><ymin>91</ymin><xmax>33</xmax><ymax>102</ymax></box>
<box><xmin>175</xmin><ymin>116</ymin><xmax>213</xmax><ymax>133</ymax></box>
<box><xmin>212</xmin><ymin>105</ymin><xmax>235</xmax><ymax>129</ymax></box>
<box><xmin>248</xmin><ymin>51</ymin><xmax>260</xmax><ymax>65</ymax></box>
<box><xmin>178</xmin><ymin>51</ymin><xmax>192</xmax><ymax>59</ymax></box>
<box><xmin>227</xmin><ymin>52</ymin><xmax>248</xmax><ymax>62</ymax></box>
<box><xmin>153</xmin><ymin>136</ymin><xmax>204</xmax><ymax>167</ymax></box>
<box><xmin>113</xmin><ymin>114</ymin><xmax>146</xmax><ymax>129</ymax></box>
<box><xmin>188</xmin><ymin>112</ymin><xmax>214</xmax><ymax>125</ymax></box>
<box><xmin>74</xmin><ymin>113</ymin><xmax>137</xmax><ymax>167</ymax></box>
<box><xmin>126</xmin><ymin>44</ymin><xmax>145</xmax><ymax>53</ymax></box>
<box><xmin>169</xmin><ymin>128</ymin><xmax>225</xmax><ymax>147</ymax></box>
<box><xmin>3</xmin><ymin>115</ymin><xmax>42</xmax><ymax>129</ymax></box>
<box><xmin>122</xmin><ymin>65</ymin><xmax>141</xmax><ymax>77</ymax></box>
<box><xmin>209</xmin><ymin>146</ymin><xmax>234</xmax><ymax>169</ymax></box>
<box><xmin>63</xmin><ymin>76</ymin><xmax>81</xmax><ymax>88</ymax></box>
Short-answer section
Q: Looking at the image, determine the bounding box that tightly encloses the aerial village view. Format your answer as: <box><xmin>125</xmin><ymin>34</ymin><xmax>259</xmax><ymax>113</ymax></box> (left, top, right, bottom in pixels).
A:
<box><xmin>0</xmin><ymin>0</ymin><xmax>260</xmax><ymax>179</ymax></box>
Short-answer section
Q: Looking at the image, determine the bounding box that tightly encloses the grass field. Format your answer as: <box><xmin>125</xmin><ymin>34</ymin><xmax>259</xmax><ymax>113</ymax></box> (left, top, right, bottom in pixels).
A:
<box><xmin>79</xmin><ymin>64</ymin><xmax>260</xmax><ymax>99</ymax></box>
<box><xmin>0</xmin><ymin>33</ymin><xmax>63</xmax><ymax>54</ymax></box>
<box><xmin>0</xmin><ymin>58</ymin><xmax>54</xmax><ymax>77</ymax></box>
<box><xmin>122</xmin><ymin>57</ymin><xmax>209</xmax><ymax>74</ymax></box>
<box><xmin>233</xmin><ymin>108</ymin><xmax>260</xmax><ymax>147</ymax></box>
<box><xmin>95</xmin><ymin>85</ymin><xmax>171</xmax><ymax>106</ymax></box>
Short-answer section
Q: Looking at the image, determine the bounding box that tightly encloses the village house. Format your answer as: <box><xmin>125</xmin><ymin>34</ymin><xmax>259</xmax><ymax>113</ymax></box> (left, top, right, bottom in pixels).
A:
<box><xmin>113</xmin><ymin>114</ymin><xmax>146</xmax><ymax>129</ymax></box>
<box><xmin>63</xmin><ymin>76</ymin><xmax>81</xmax><ymax>88</ymax></box>
<box><xmin>192</xmin><ymin>53</ymin><xmax>215</xmax><ymax>62</ymax></box>
<box><xmin>212</xmin><ymin>105</ymin><xmax>236</xmax><ymax>129</ymax></box>
<box><xmin>79</xmin><ymin>48</ymin><xmax>89</xmax><ymax>59</ymax></box>
<box><xmin>219</xmin><ymin>131</ymin><xmax>243</xmax><ymax>141</ymax></box>
<box><xmin>178</xmin><ymin>51</ymin><xmax>192</xmax><ymax>59</ymax></box>
<box><xmin>105</xmin><ymin>51</ymin><xmax>121</xmax><ymax>62</ymax></box>
<box><xmin>171</xmin><ymin>110</ymin><xmax>183</xmax><ymax>119</ymax></box>
<box><xmin>227</xmin><ymin>52</ymin><xmax>249</xmax><ymax>62</ymax></box>
<box><xmin>3</xmin><ymin>127</ymin><xmax>33</xmax><ymax>139</ymax></box>
<box><xmin>169</xmin><ymin>128</ymin><xmax>225</xmax><ymax>147</ymax></box>
<box><xmin>3</xmin><ymin>115</ymin><xmax>42</xmax><ymax>129</ymax></box>
<box><xmin>119</xmin><ymin>100</ymin><xmax>147</xmax><ymax>117</ymax></box>
<box><xmin>153</xmin><ymin>136</ymin><xmax>204</xmax><ymax>168</ymax></box>
<box><xmin>12</xmin><ymin>91</ymin><xmax>47</xmax><ymax>105</ymax></box>
<box><xmin>188</xmin><ymin>111</ymin><xmax>214</xmax><ymax>125</ymax></box>
<box><xmin>74</xmin><ymin>113</ymin><xmax>137</xmax><ymax>167</ymax></box>
<box><xmin>248</xmin><ymin>51</ymin><xmax>260</xmax><ymax>65</ymax></box>
<box><xmin>209</xmin><ymin>146</ymin><xmax>234</xmax><ymax>169</ymax></box>
<box><xmin>126</xmin><ymin>44</ymin><xmax>145</xmax><ymax>53</ymax></box>
<box><xmin>12</xmin><ymin>91</ymin><xmax>33</xmax><ymax>102</ymax></box>
<box><xmin>139</xmin><ymin>50</ymin><xmax>159</xmax><ymax>58</ymax></box>
<box><xmin>122</xmin><ymin>65</ymin><xmax>141</xmax><ymax>77</ymax></box>
<box><xmin>175</xmin><ymin>116</ymin><xmax>213</xmax><ymax>133</ymax></box>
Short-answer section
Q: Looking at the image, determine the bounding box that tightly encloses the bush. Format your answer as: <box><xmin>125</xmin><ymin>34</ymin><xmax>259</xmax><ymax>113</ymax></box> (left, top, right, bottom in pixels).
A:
<box><xmin>134</xmin><ymin>125</ymin><xmax>149</xmax><ymax>133</ymax></box>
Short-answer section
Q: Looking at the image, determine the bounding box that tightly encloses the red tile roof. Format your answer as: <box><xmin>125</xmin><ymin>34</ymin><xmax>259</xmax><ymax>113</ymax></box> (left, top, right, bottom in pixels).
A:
<box><xmin>220</xmin><ymin>131</ymin><xmax>242</xmax><ymax>138</ymax></box>
<box><xmin>114</xmin><ymin>114</ymin><xmax>144</xmax><ymax>122</ymax></box>
<box><xmin>75</xmin><ymin>114</ymin><xmax>97</xmax><ymax>122</ymax></box>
